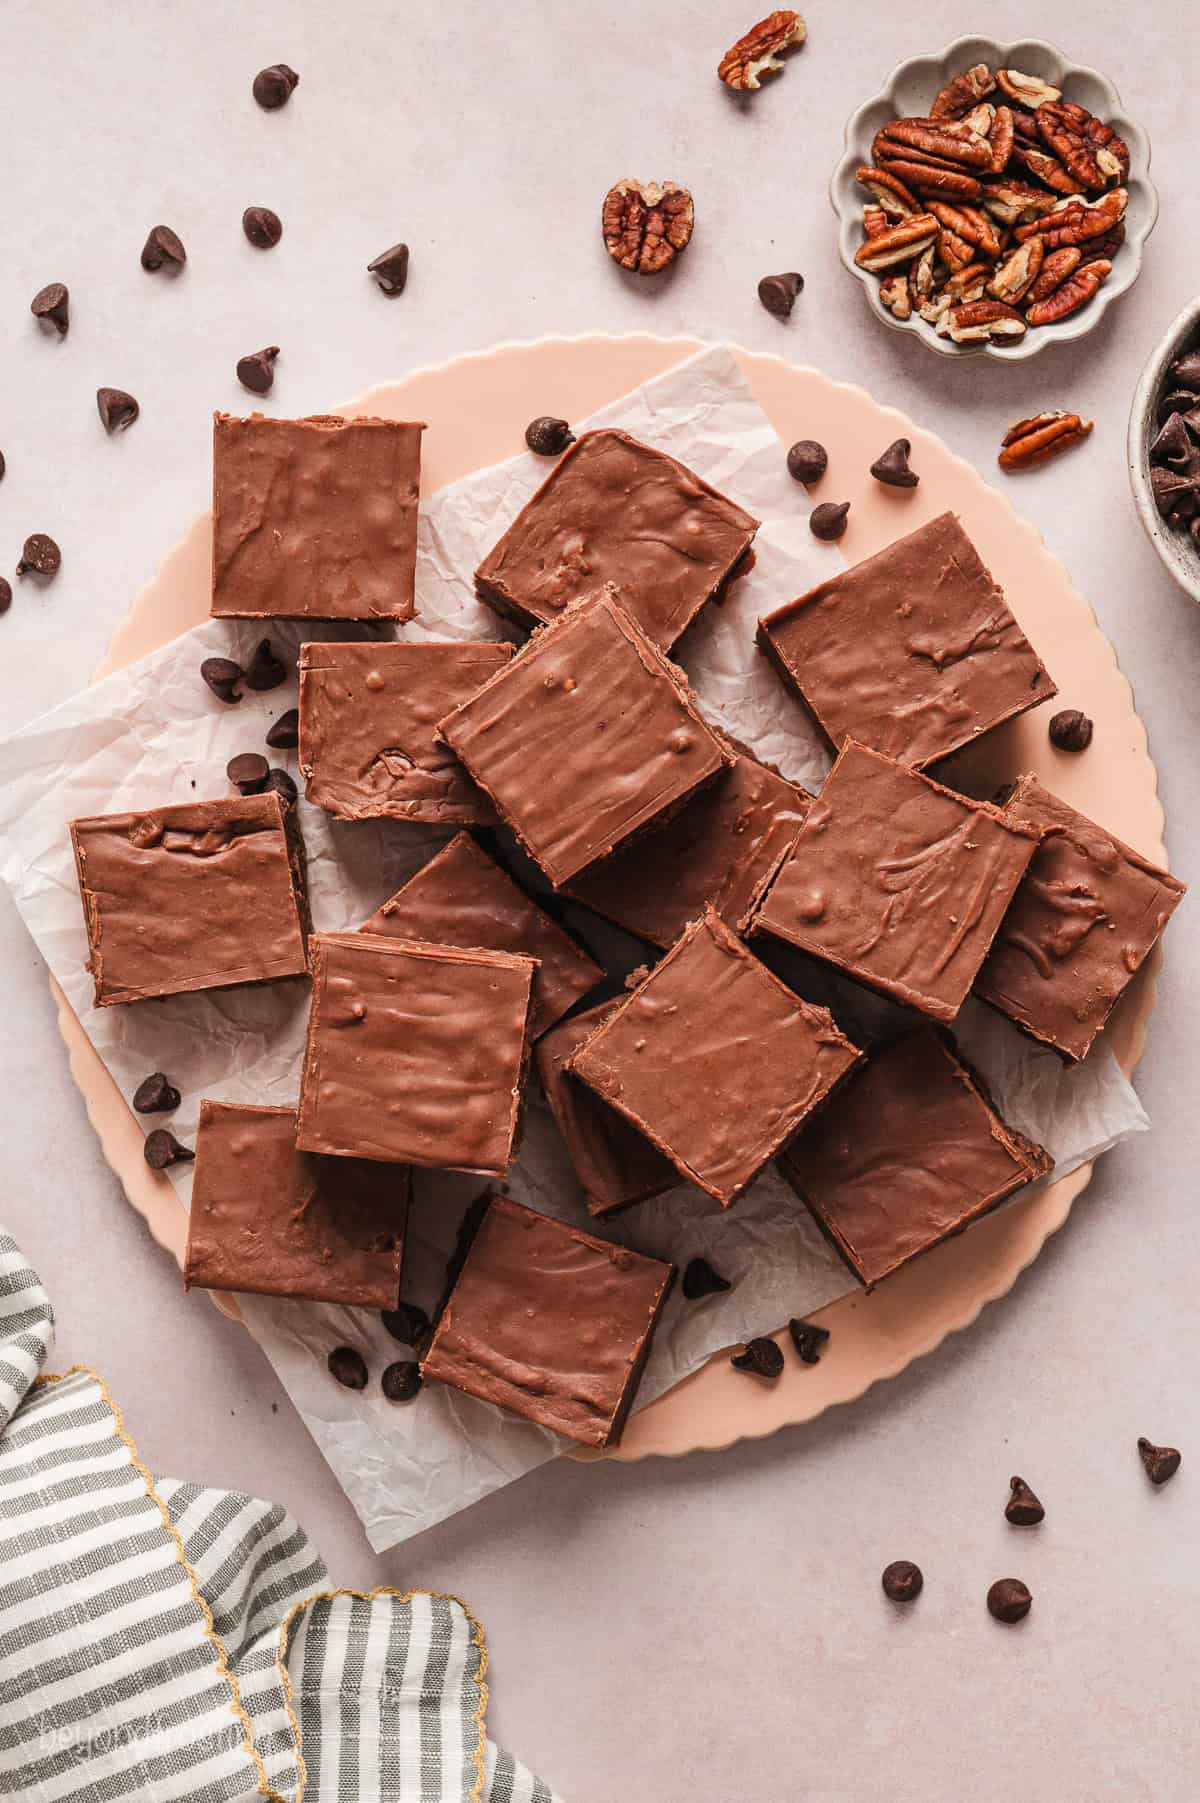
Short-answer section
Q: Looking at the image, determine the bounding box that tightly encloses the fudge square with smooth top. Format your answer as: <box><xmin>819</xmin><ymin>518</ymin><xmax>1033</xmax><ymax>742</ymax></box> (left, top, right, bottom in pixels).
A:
<box><xmin>69</xmin><ymin>793</ymin><xmax>309</xmax><ymax>1007</ymax></box>
<box><xmin>299</xmin><ymin>640</ymin><xmax>513</xmax><ymax>823</ymax></box>
<box><xmin>296</xmin><ymin>932</ymin><xmax>537</xmax><ymax>1174</ymax></box>
<box><xmin>184</xmin><ymin>1101</ymin><xmax>409</xmax><ymax>1307</ymax></box>
<box><xmin>778</xmin><ymin>1030</ymin><xmax>1053</xmax><ymax>1288</ymax></box>
<box><xmin>474</xmin><ymin>427</ymin><xmax>759</xmax><ymax>650</ymax></box>
<box><xmin>211</xmin><ymin>413</ymin><xmax>424</xmax><ymax>622</ymax></box>
<box><xmin>568</xmin><ymin>908</ymin><xmax>862</xmax><ymax>1207</ymax></box>
<box><xmin>974</xmin><ymin>775</ymin><xmax>1186</xmax><ymax>1062</ymax></box>
<box><xmin>437</xmin><ymin>590</ymin><xmax>732</xmax><ymax>888</ymax></box>
<box><xmin>360</xmin><ymin>832</ymin><xmax>602</xmax><ymax>1038</ymax></box>
<box><xmin>421</xmin><ymin>1193</ymin><xmax>674</xmax><ymax>1447</ymax></box>
<box><xmin>756</xmin><ymin>511</ymin><xmax>1055</xmax><ymax>769</ymax></box>
<box><xmin>748</xmin><ymin>741</ymin><xmax>1040</xmax><ymax>1024</ymax></box>
<box><xmin>537</xmin><ymin>998</ymin><xmax>678</xmax><ymax>1216</ymax></box>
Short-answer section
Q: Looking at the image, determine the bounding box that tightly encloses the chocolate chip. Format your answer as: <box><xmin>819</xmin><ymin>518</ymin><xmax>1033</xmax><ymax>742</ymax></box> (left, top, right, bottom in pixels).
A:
<box><xmin>367</xmin><ymin>241</ymin><xmax>410</xmax><ymax>295</ymax></box>
<box><xmin>266</xmin><ymin>707</ymin><xmax>300</xmax><ymax>749</ymax></box>
<box><xmin>327</xmin><ymin>1345</ymin><xmax>368</xmax><ymax>1390</ymax></box>
<box><xmin>730</xmin><ymin>1336</ymin><xmax>784</xmax><ymax>1379</ymax></box>
<box><xmin>246</xmin><ymin>638</ymin><xmax>287</xmax><ymax>690</ymax></box>
<box><xmin>1137</xmin><ymin>1436</ymin><xmax>1182</xmax><ymax>1486</ymax></box>
<box><xmin>787</xmin><ymin>439</ymin><xmax>827</xmax><ymax>484</ymax></box>
<box><xmin>870</xmin><ymin>438</ymin><xmax>919</xmax><ymax>489</ymax></box>
<box><xmin>682</xmin><ymin>1257</ymin><xmax>732</xmax><ymax>1300</ymax></box>
<box><xmin>97</xmin><ymin>388</ymin><xmax>139</xmax><ymax>434</ymax></box>
<box><xmin>987</xmin><ymin>1578</ymin><xmax>1032</xmax><ymax>1623</ymax></box>
<box><xmin>243</xmin><ymin>206</ymin><xmax>283</xmax><ymax>249</ymax></box>
<box><xmin>525</xmin><ymin>416</ymin><xmax>576</xmax><ymax>457</ymax></box>
<box><xmin>1048</xmin><ymin>708</ymin><xmax>1093</xmax><ymax>753</ymax></box>
<box><xmin>757</xmin><ymin>271</ymin><xmax>803</xmax><ymax>320</ymax></box>
<box><xmin>143</xmin><ymin>1128</ymin><xmax>194</xmax><ymax>1170</ymax></box>
<box><xmin>1170</xmin><ymin>350</ymin><xmax>1200</xmax><ymax>389</ymax></box>
<box><xmin>381</xmin><ymin>1301</ymin><xmax>432</xmax><ymax>1346</ymax></box>
<box><xmin>227</xmin><ymin>751</ymin><xmax>270</xmax><ymax>794</ymax></box>
<box><xmin>237</xmin><ymin>347</ymin><xmax>279</xmax><ymax>395</ymax></box>
<box><xmin>31</xmin><ymin>282</ymin><xmax>70</xmax><ymax>338</ymax></box>
<box><xmin>141</xmin><ymin>225</ymin><xmax>187</xmax><ymax>273</ymax></box>
<box><xmin>810</xmin><ymin>501</ymin><xmax>850</xmax><ymax>541</ymax></box>
<box><xmin>1005</xmin><ymin>1475</ymin><xmax>1045</xmax><ymax>1525</ymax></box>
<box><xmin>381</xmin><ymin>1360</ymin><xmax>423</xmax><ymax>1402</ymax></box>
<box><xmin>200</xmin><ymin>656</ymin><xmax>244</xmax><ymax>703</ymax></box>
<box><xmin>881</xmin><ymin>1560</ymin><xmax>923</xmax><ymax>1603</ymax></box>
<box><xmin>0</xmin><ymin>579</ymin><xmax>11</xmax><ymax>617</ymax></box>
<box><xmin>1150</xmin><ymin>412</ymin><xmax>1193</xmax><ymax>466</ymax></box>
<box><xmin>253</xmin><ymin>64</ymin><xmax>299</xmax><ymax>110</ymax></box>
<box><xmin>16</xmin><ymin>534</ymin><xmax>61</xmax><ymax>579</ymax></box>
<box><xmin>1157</xmin><ymin>389</ymin><xmax>1197</xmax><ymax>424</ymax></box>
<box><xmin>264</xmin><ymin>767</ymin><xmax>298</xmax><ymax>805</ymax></box>
<box><xmin>788</xmin><ymin>1317</ymin><xmax>830</xmax><ymax>1365</ymax></box>
<box><xmin>0</xmin><ymin>450</ymin><xmax>5</xmax><ymax>481</ymax></box>
<box><xmin>133</xmin><ymin>1072</ymin><xmax>181</xmax><ymax>1114</ymax></box>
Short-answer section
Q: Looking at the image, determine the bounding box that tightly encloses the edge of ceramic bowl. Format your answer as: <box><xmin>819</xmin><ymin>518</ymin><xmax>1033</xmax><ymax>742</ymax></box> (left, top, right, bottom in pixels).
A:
<box><xmin>1127</xmin><ymin>294</ymin><xmax>1200</xmax><ymax>605</ymax></box>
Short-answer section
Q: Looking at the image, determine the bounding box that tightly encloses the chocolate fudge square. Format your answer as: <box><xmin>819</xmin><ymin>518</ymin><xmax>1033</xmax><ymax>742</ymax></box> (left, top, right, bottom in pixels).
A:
<box><xmin>475</xmin><ymin>428</ymin><xmax>759</xmax><ymax>650</ymax></box>
<box><xmin>568</xmin><ymin>909</ymin><xmax>861</xmax><ymax>1207</ymax></box>
<box><xmin>437</xmin><ymin>591</ymin><xmax>732</xmax><ymax>888</ymax></box>
<box><xmin>537</xmin><ymin>999</ymin><xmax>677</xmax><ymax>1216</ymax></box>
<box><xmin>757</xmin><ymin>511</ymin><xmax>1055</xmax><ymax>769</ymax></box>
<box><xmin>421</xmin><ymin>1193</ymin><xmax>673</xmax><ymax>1447</ymax></box>
<box><xmin>69</xmin><ymin>793</ymin><xmax>309</xmax><ymax>1007</ymax></box>
<box><xmin>299</xmin><ymin>640</ymin><xmax>513</xmax><ymax>823</ymax></box>
<box><xmin>296</xmin><ymin>931</ymin><xmax>536</xmax><ymax>1174</ymax></box>
<box><xmin>360</xmin><ymin>832</ymin><xmax>601</xmax><ymax>1037</ymax></box>
<box><xmin>748</xmin><ymin>742</ymin><xmax>1040</xmax><ymax>1023</ymax></box>
<box><xmin>184</xmin><ymin>1101</ymin><xmax>408</xmax><ymax>1307</ymax></box>
<box><xmin>975</xmin><ymin>776</ymin><xmax>1186</xmax><ymax>1062</ymax></box>
<box><xmin>568</xmin><ymin>743</ymin><xmax>811</xmax><ymax>949</ymax></box>
<box><xmin>211</xmin><ymin>413</ymin><xmax>423</xmax><ymax>622</ymax></box>
<box><xmin>778</xmin><ymin>1030</ymin><xmax>1052</xmax><ymax>1288</ymax></box>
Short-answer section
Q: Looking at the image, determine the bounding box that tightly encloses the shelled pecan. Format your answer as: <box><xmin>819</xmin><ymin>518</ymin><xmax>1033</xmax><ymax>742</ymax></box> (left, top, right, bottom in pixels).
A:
<box><xmin>1024</xmin><ymin>257</ymin><xmax>1112</xmax><ymax>326</ymax></box>
<box><xmin>998</xmin><ymin>412</ymin><xmax>1094</xmax><ymax>468</ymax></box>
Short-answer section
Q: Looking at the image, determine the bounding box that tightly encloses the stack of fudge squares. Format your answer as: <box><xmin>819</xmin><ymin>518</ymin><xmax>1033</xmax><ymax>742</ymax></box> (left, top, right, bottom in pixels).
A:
<box><xmin>68</xmin><ymin>414</ymin><xmax>1185</xmax><ymax>1450</ymax></box>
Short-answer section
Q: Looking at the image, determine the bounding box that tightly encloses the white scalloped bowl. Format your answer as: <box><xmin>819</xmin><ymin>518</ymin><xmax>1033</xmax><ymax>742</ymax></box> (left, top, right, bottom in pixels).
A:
<box><xmin>830</xmin><ymin>36</ymin><xmax>1158</xmax><ymax>360</ymax></box>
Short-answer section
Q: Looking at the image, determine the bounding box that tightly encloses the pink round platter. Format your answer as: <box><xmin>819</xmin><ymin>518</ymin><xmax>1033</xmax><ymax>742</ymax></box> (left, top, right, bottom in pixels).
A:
<box><xmin>55</xmin><ymin>334</ymin><xmax>1168</xmax><ymax>1463</ymax></box>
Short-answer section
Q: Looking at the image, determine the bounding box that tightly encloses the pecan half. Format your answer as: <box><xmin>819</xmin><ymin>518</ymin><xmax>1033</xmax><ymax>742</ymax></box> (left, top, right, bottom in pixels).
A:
<box><xmin>1085</xmin><ymin>221</ymin><xmax>1126</xmax><ymax>261</ymax></box>
<box><xmin>853</xmin><ymin>212</ymin><xmax>938</xmax><ymax>271</ymax></box>
<box><xmin>938</xmin><ymin>225</ymin><xmax>975</xmax><ymax>272</ymax></box>
<box><xmin>937</xmin><ymin>297</ymin><xmax>1027</xmax><ymax>343</ymax></box>
<box><xmin>1011</xmin><ymin>107</ymin><xmax>1042</xmax><ymax>144</ymax></box>
<box><xmin>995</xmin><ymin>68</ymin><xmax>1062</xmax><ymax>109</ymax></box>
<box><xmin>718</xmin><ymin>9</ymin><xmax>806</xmax><ymax>90</ymax></box>
<box><xmin>1024</xmin><ymin>257</ymin><xmax>1111</xmax><ymax>325</ymax></box>
<box><xmin>930</xmin><ymin>63</ymin><xmax>995</xmax><ymax>120</ymax></box>
<box><xmin>1025</xmin><ymin>245</ymin><xmax>1081</xmax><ymax>304</ymax></box>
<box><xmin>998</xmin><ymin>411</ymin><xmax>1093</xmax><ymax>468</ymax></box>
<box><xmin>928</xmin><ymin>201</ymin><xmax>1001</xmax><ymax>258</ymax></box>
<box><xmin>984</xmin><ymin>180</ymin><xmax>1061</xmax><ymax>225</ymax></box>
<box><xmin>987</xmin><ymin>235</ymin><xmax>1044</xmax><ymax>303</ymax></box>
<box><xmin>862</xmin><ymin>205</ymin><xmax>888</xmax><ymax>239</ymax></box>
<box><xmin>907</xmin><ymin>243</ymin><xmax>937</xmax><ymax>309</ymax></box>
<box><xmin>878</xmin><ymin>117</ymin><xmax>993</xmax><ymax>169</ymax></box>
<box><xmin>1014</xmin><ymin>187</ymin><xmax>1126</xmax><ymax>248</ymax></box>
<box><xmin>601</xmin><ymin>179</ymin><xmax>694</xmax><ymax>273</ymax></box>
<box><xmin>877</xmin><ymin>155</ymin><xmax>983</xmax><ymax>202</ymax></box>
<box><xmin>986</xmin><ymin>104</ymin><xmax>1015</xmax><ymax>175</ymax></box>
<box><xmin>1011</xmin><ymin>142</ymin><xmax>1085</xmax><ymax>196</ymax></box>
<box><xmin>961</xmin><ymin>102</ymin><xmax>996</xmax><ymax>139</ymax></box>
<box><xmin>1035</xmin><ymin>101</ymin><xmax>1111</xmax><ymax>190</ymax></box>
<box><xmin>855</xmin><ymin>165</ymin><xmax>919</xmax><ymax>217</ymax></box>
<box><xmin>1083</xmin><ymin>112</ymin><xmax>1130</xmax><ymax>183</ymax></box>
<box><xmin>879</xmin><ymin>273</ymin><xmax>912</xmax><ymax>319</ymax></box>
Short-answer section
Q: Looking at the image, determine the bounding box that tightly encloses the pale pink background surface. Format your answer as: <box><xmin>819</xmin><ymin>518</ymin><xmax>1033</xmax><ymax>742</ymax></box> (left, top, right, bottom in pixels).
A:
<box><xmin>1</xmin><ymin>5</ymin><xmax>1198</xmax><ymax>1800</ymax></box>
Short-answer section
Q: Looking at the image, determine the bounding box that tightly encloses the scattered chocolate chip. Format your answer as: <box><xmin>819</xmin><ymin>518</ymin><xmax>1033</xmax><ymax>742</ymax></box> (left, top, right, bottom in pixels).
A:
<box><xmin>327</xmin><ymin>1345</ymin><xmax>368</xmax><ymax>1390</ymax></box>
<box><xmin>788</xmin><ymin>1317</ymin><xmax>830</xmax><ymax>1365</ymax></box>
<box><xmin>246</xmin><ymin>637</ymin><xmax>287</xmax><ymax>690</ymax></box>
<box><xmin>367</xmin><ymin>241</ymin><xmax>410</xmax><ymax>295</ymax></box>
<box><xmin>757</xmin><ymin>271</ymin><xmax>804</xmax><ymax>319</ymax></box>
<box><xmin>31</xmin><ymin>282</ymin><xmax>70</xmax><ymax>338</ymax></box>
<box><xmin>265</xmin><ymin>707</ymin><xmax>300</xmax><ymax>749</ymax></box>
<box><xmin>200</xmin><ymin>655</ymin><xmax>244</xmax><ymax>703</ymax></box>
<box><xmin>141</xmin><ymin>225</ymin><xmax>187</xmax><ymax>273</ymax></box>
<box><xmin>16</xmin><ymin>534</ymin><xmax>61</xmax><ymax>579</ymax></box>
<box><xmin>143</xmin><ymin>1128</ymin><xmax>194</xmax><ymax>1170</ymax></box>
<box><xmin>730</xmin><ymin>1336</ymin><xmax>784</xmax><ymax>1379</ymax></box>
<box><xmin>253</xmin><ymin>63</ymin><xmax>299</xmax><ymax>110</ymax></box>
<box><xmin>381</xmin><ymin>1359</ymin><xmax>423</xmax><ymax>1402</ymax></box>
<box><xmin>1005</xmin><ymin>1475</ymin><xmax>1045</xmax><ymax>1526</ymax></box>
<box><xmin>0</xmin><ymin>579</ymin><xmax>11</xmax><ymax>617</ymax></box>
<box><xmin>237</xmin><ymin>346</ymin><xmax>279</xmax><ymax>395</ymax></box>
<box><xmin>525</xmin><ymin>416</ymin><xmax>576</xmax><ymax>457</ymax></box>
<box><xmin>1048</xmin><ymin>708</ymin><xmax>1093</xmax><ymax>753</ymax></box>
<box><xmin>264</xmin><ymin>767</ymin><xmax>298</xmax><ymax>805</ymax></box>
<box><xmin>97</xmin><ymin>388</ymin><xmax>140</xmax><ymax>434</ymax></box>
<box><xmin>987</xmin><ymin>1578</ymin><xmax>1032</xmax><ymax>1623</ymax></box>
<box><xmin>381</xmin><ymin>1301</ymin><xmax>432</xmax><ymax>1345</ymax></box>
<box><xmin>810</xmin><ymin>501</ymin><xmax>850</xmax><ymax>541</ymax></box>
<box><xmin>881</xmin><ymin>1560</ymin><xmax>923</xmax><ymax>1603</ymax></box>
<box><xmin>243</xmin><ymin>206</ymin><xmax>283</xmax><ymax>249</ymax></box>
<box><xmin>682</xmin><ymin>1257</ymin><xmax>732</xmax><ymax>1300</ymax></box>
<box><xmin>1137</xmin><ymin>1436</ymin><xmax>1182</xmax><ymax>1486</ymax></box>
<box><xmin>227</xmin><ymin>751</ymin><xmax>270</xmax><ymax>794</ymax></box>
<box><xmin>133</xmin><ymin>1072</ymin><xmax>181</xmax><ymax>1114</ymax></box>
<box><xmin>786</xmin><ymin>439</ymin><xmax>827</xmax><ymax>485</ymax></box>
<box><xmin>870</xmin><ymin>438</ymin><xmax>919</xmax><ymax>489</ymax></box>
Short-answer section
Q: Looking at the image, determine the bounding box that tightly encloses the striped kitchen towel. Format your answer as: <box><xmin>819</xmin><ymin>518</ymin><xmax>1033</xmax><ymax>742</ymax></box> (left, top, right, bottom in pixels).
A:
<box><xmin>0</xmin><ymin>1231</ymin><xmax>560</xmax><ymax>1803</ymax></box>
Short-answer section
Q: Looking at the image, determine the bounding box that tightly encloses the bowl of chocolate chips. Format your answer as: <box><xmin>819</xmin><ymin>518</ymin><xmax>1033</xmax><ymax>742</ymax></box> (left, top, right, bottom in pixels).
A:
<box><xmin>1129</xmin><ymin>295</ymin><xmax>1200</xmax><ymax>603</ymax></box>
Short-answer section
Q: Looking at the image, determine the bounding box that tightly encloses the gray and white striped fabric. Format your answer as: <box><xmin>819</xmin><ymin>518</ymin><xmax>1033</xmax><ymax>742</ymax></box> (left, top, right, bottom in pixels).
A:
<box><xmin>0</xmin><ymin>1232</ymin><xmax>559</xmax><ymax>1803</ymax></box>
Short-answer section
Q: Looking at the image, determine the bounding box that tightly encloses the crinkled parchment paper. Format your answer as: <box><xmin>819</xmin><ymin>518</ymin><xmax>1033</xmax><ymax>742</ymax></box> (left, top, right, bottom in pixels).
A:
<box><xmin>0</xmin><ymin>346</ymin><xmax>1147</xmax><ymax>1550</ymax></box>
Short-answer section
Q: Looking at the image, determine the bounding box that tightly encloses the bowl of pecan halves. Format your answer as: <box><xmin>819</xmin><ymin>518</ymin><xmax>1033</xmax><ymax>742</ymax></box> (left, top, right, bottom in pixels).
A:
<box><xmin>830</xmin><ymin>36</ymin><xmax>1157</xmax><ymax>357</ymax></box>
